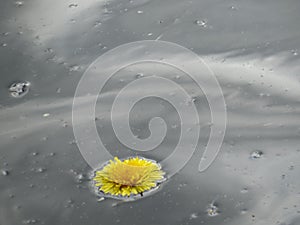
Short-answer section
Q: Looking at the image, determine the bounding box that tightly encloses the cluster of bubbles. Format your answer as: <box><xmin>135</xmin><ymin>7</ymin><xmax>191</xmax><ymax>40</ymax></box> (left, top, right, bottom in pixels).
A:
<box><xmin>9</xmin><ymin>81</ymin><xmax>30</xmax><ymax>98</ymax></box>
<box><xmin>206</xmin><ymin>203</ymin><xmax>219</xmax><ymax>217</ymax></box>
<box><xmin>250</xmin><ymin>150</ymin><xmax>263</xmax><ymax>159</ymax></box>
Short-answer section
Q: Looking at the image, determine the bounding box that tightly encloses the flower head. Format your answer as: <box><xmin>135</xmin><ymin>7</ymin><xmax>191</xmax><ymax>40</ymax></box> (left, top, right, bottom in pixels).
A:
<box><xmin>93</xmin><ymin>157</ymin><xmax>165</xmax><ymax>198</ymax></box>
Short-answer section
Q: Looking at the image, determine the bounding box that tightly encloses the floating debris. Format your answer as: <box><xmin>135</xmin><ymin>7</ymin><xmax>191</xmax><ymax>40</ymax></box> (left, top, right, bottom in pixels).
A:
<box><xmin>93</xmin><ymin>157</ymin><xmax>165</xmax><ymax>199</ymax></box>
<box><xmin>9</xmin><ymin>81</ymin><xmax>30</xmax><ymax>98</ymax></box>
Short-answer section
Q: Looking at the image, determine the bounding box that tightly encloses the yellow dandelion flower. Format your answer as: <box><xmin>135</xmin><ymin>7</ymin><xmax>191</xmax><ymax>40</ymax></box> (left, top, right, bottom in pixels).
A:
<box><xmin>93</xmin><ymin>157</ymin><xmax>165</xmax><ymax>198</ymax></box>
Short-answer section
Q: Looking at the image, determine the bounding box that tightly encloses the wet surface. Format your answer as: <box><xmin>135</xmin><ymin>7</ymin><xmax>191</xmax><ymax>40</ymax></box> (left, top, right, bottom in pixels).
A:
<box><xmin>1</xmin><ymin>0</ymin><xmax>300</xmax><ymax>225</ymax></box>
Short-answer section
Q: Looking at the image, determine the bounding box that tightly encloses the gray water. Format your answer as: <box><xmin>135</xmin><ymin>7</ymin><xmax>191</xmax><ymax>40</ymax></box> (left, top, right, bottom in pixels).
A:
<box><xmin>1</xmin><ymin>0</ymin><xmax>300</xmax><ymax>224</ymax></box>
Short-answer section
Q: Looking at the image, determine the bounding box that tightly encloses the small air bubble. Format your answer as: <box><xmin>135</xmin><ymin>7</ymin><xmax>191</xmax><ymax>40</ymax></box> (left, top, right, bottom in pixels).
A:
<box><xmin>137</xmin><ymin>10</ymin><xmax>144</xmax><ymax>14</ymax></box>
<box><xmin>241</xmin><ymin>209</ymin><xmax>248</xmax><ymax>214</ymax></box>
<box><xmin>43</xmin><ymin>113</ymin><xmax>50</xmax><ymax>118</ymax></box>
<box><xmin>241</xmin><ymin>188</ymin><xmax>248</xmax><ymax>193</ymax></box>
<box><xmin>41</xmin><ymin>136</ymin><xmax>48</xmax><ymax>141</ymax></box>
<box><xmin>97</xmin><ymin>197</ymin><xmax>105</xmax><ymax>202</ymax></box>
<box><xmin>206</xmin><ymin>203</ymin><xmax>219</xmax><ymax>217</ymax></box>
<box><xmin>36</xmin><ymin>168</ymin><xmax>46</xmax><ymax>173</ymax></box>
<box><xmin>9</xmin><ymin>81</ymin><xmax>30</xmax><ymax>98</ymax></box>
<box><xmin>15</xmin><ymin>1</ymin><xmax>24</xmax><ymax>7</ymax></box>
<box><xmin>1</xmin><ymin>170</ymin><xmax>9</xmax><ymax>176</ymax></box>
<box><xmin>1</xmin><ymin>43</ymin><xmax>7</xmax><ymax>47</ymax></box>
<box><xmin>135</xmin><ymin>73</ymin><xmax>144</xmax><ymax>79</ymax></box>
<box><xmin>292</xmin><ymin>50</ymin><xmax>298</xmax><ymax>56</ymax></box>
<box><xmin>69</xmin><ymin>65</ymin><xmax>81</xmax><ymax>72</ymax></box>
<box><xmin>9</xmin><ymin>194</ymin><xmax>15</xmax><ymax>198</ymax></box>
<box><xmin>44</xmin><ymin>48</ymin><xmax>53</xmax><ymax>53</ymax></box>
<box><xmin>22</xmin><ymin>219</ymin><xmax>37</xmax><ymax>224</ymax></box>
<box><xmin>250</xmin><ymin>150</ymin><xmax>263</xmax><ymax>159</ymax></box>
<box><xmin>194</xmin><ymin>20</ymin><xmax>207</xmax><ymax>27</ymax></box>
<box><xmin>76</xmin><ymin>173</ymin><xmax>85</xmax><ymax>183</ymax></box>
<box><xmin>190</xmin><ymin>213</ymin><xmax>198</xmax><ymax>219</ymax></box>
<box><xmin>93</xmin><ymin>21</ymin><xmax>102</xmax><ymax>27</ymax></box>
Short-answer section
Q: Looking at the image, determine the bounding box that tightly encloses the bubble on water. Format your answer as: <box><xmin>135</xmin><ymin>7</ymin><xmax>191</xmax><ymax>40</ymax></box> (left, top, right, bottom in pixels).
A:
<box><xmin>68</xmin><ymin>3</ymin><xmax>78</xmax><ymax>8</ymax></box>
<box><xmin>194</xmin><ymin>19</ymin><xmax>207</xmax><ymax>27</ymax></box>
<box><xmin>189</xmin><ymin>213</ymin><xmax>198</xmax><ymax>219</ymax></box>
<box><xmin>36</xmin><ymin>168</ymin><xmax>46</xmax><ymax>173</ymax></box>
<box><xmin>64</xmin><ymin>199</ymin><xmax>75</xmax><ymax>208</ymax></box>
<box><xmin>15</xmin><ymin>1</ymin><xmax>24</xmax><ymax>7</ymax></box>
<box><xmin>137</xmin><ymin>10</ymin><xmax>144</xmax><ymax>14</ymax></box>
<box><xmin>135</xmin><ymin>73</ymin><xmax>144</xmax><ymax>79</ymax></box>
<box><xmin>1</xmin><ymin>170</ymin><xmax>9</xmax><ymax>176</ymax></box>
<box><xmin>9</xmin><ymin>81</ymin><xmax>30</xmax><ymax>98</ymax></box>
<box><xmin>171</xmin><ymin>124</ymin><xmax>178</xmax><ymax>129</ymax></box>
<box><xmin>43</xmin><ymin>113</ymin><xmax>50</xmax><ymax>118</ymax></box>
<box><xmin>241</xmin><ymin>209</ymin><xmax>248</xmax><ymax>214</ymax></box>
<box><xmin>41</xmin><ymin>136</ymin><xmax>48</xmax><ymax>141</ymax></box>
<box><xmin>22</xmin><ymin>219</ymin><xmax>37</xmax><ymax>224</ymax></box>
<box><xmin>69</xmin><ymin>65</ymin><xmax>81</xmax><ymax>72</ymax></box>
<box><xmin>9</xmin><ymin>194</ymin><xmax>15</xmax><ymax>198</ymax></box>
<box><xmin>206</xmin><ymin>203</ymin><xmax>219</xmax><ymax>217</ymax></box>
<box><xmin>250</xmin><ymin>150</ymin><xmax>263</xmax><ymax>159</ymax></box>
<box><xmin>75</xmin><ymin>173</ymin><xmax>86</xmax><ymax>183</ymax></box>
<box><xmin>94</xmin><ymin>20</ymin><xmax>103</xmax><ymax>27</ymax></box>
<box><xmin>289</xmin><ymin>165</ymin><xmax>294</xmax><ymax>170</ymax></box>
<box><xmin>44</xmin><ymin>48</ymin><xmax>53</xmax><ymax>53</ymax></box>
<box><xmin>240</xmin><ymin>188</ymin><xmax>248</xmax><ymax>193</ymax></box>
<box><xmin>1</xmin><ymin>43</ymin><xmax>7</xmax><ymax>47</ymax></box>
<box><xmin>291</xmin><ymin>50</ymin><xmax>298</xmax><ymax>56</ymax></box>
<box><xmin>97</xmin><ymin>197</ymin><xmax>105</xmax><ymax>202</ymax></box>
